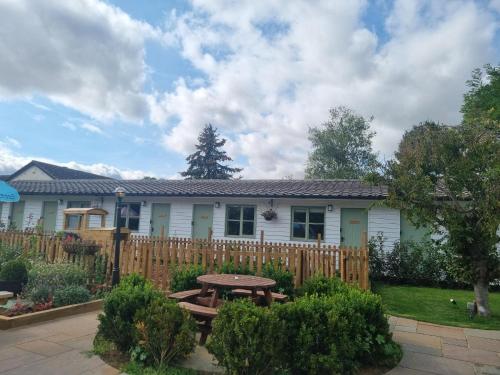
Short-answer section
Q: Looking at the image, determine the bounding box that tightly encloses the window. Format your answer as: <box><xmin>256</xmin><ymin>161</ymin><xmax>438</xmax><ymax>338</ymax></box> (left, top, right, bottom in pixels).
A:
<box><xmin>225</xmin><ymin>205</ymin><xmax>256</xmax><ymax>237</ymax></box>
<box><xmin>117</xmin><ymin>203</ymin><xmax>141</xmax><ymax>231</ymax></box>
<box><xmin>67</xmin><ymin>201</ymin><xmax>91</xmax><ymax>208</ymax></box>
<box><xmin>291</xmin><ymin>207</ymin><xmax>325</xmax><ymax>241</ymax></box>
<box><xmin>65</xmin><ymin>215</ymin><xmax>82</xmax><ymax>230</ymax></box>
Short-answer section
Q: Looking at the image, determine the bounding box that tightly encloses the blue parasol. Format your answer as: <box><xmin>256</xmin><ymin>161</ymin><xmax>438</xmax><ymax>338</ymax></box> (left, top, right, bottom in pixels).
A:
<box><xmin>0</xmin><ymin>181</ymin><xmax>20</xmax><ymax>202</ymax></box>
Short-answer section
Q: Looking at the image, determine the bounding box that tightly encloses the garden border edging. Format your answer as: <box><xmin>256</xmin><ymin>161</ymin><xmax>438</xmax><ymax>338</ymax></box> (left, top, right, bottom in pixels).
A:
<box><xmin>0</xmin><ymin>299</ymin><xmax>103</xmax><ymax>329</ymax></box>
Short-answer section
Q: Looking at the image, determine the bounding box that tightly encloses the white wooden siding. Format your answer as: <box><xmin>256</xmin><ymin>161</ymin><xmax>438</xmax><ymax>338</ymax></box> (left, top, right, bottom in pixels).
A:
<box><xmin>368</xmin><ymin>207</ymin><xmax>400</xmax><ymax>250</ymax></box>
<box><xmin>13</xmin><ymin>195</ymin><xmax>402</xmax><ymax>247</ymax></box>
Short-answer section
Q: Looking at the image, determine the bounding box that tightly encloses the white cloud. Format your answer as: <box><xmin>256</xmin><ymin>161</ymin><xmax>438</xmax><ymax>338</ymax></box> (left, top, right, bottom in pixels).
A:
<box><xmin>61</xmin><ymin>122</ymin><xmax>77</xmax><ymax>131</ymax></box>
<box><xmin>0</xmin><ymin>143</ymin><xmax>154</xmax><ymax>180</ymax></box>
<box><xmin>0</xmin><ymin>0</ymin><xmax>160</xmax><ymax>123</ymax></box>
<box><xmin>4</xmin><ymin>137</ymin><xmax>21</xmax><ymax>149</ymax></box>
<box><xmin>152</xmin><ymin>0</ymin><xmax>498</xmax><ymax>178</ymax></box>
<box><xmin>80</xmin><ymin>123</ymin><xmax>104</xmax><ymax>134</ymax></box>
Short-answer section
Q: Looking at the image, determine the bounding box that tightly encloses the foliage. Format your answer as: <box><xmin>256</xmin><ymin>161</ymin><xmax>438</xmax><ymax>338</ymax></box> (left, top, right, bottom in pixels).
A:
<box><xmin>170</xmin><ymin>265</ymin><xmax>205</xmax><ymax>293</ymax></box>
<box><xmin>217</xmin><ymin>261</ymin><xmax>255</xmax><ymax>275</ymax></box>
<box><xmin>180</xmin><ymin>123</ymin><xmax>242</xmax><ymax>179</ymax></box>
<box><xmin>296</xmin><ymin>274</ymin><xmax>350</xmax><ymax>297</ymax></box>
<box><xmin>24</xmin><ymin>261</ymin><xmax>88</xmax><ymax>303</ymax></box>
<box><xmin>305</xmin><ymin>106</ymin><xmax>379</xmax><ymax>179</ymax></box>
<box><xmin>122</xmin><ymin>361</ymin><xmax>196</xmax><ymax>375</ymax></box>
<box><xmin>53</xmin><ymin>285</ymin><xmax>91</xmax><ymax>307</ymax></box>
<box><xmin>209</xmin><ymin>278</ymin><xmax>400</xmax><ymax>375</ymax></box>
<box><xmin>461</xmin><ymin>64</ymin><xmax>500</xmax><ymax>124</ymax></box>
<box><xmin>0</xmin><ymin>243</ymin><xmax>23</xmax><ymax>272</ymax></box>
<box><xmin>368</xmin><ymin>233</ymin><xmax>386</xmax><ymax>281</ymax></box>
<box><xmin>93</xmin><ymin>253</ymin><xmax>108</xmax><ymax>284</ymax></box>
<box><xmin>92</xmin><ymin>334</ymin><xmax>116</xmax><ymax>356</ymax></box>
<box><xmin>207</xmin><ymin>299</ymin><xmax>283</xmax><ymax>375</ymax></box>
<box><xmin>261</xmin><ymin>262</ymin><xmax>295</xmax><ymax>297</ymax></box>
<box><xmin>134</xmin><ymin>297</ymin><xmax>196</xmax><ymax>368</ymax></box>
<box><xmin>0</xmin><ymin>259</ymin><xmax>28</xmax><ymax>284</ymax></box>
<box><xmin>374</xmin><ymin>116</ymin><xmax>500</xmax><ymax>315</ymax></box>
<box><xmin>97</xmin><ymin>274</ymin><xmax>164</xmax><ymax>352</ymax></box>
<box><xmin>374</xmin><ymin>283</ymin><xmax>500</xmax><ymax>330</ymax></box>
<box><xmin>5</xmin><ymin>300</ymin><xmax>32</xmax><ymax>317</ymax></box>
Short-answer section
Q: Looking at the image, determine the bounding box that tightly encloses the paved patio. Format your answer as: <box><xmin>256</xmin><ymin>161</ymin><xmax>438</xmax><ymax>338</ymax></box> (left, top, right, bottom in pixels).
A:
<box><xmin>1</xmin><ymin>312</ymin><xmax>500</xmax><ymax>374</ymax></box>
<box><xmin>0</xmin><ymin>312</ymin><xmax>117</xmax><ymax>375</ymax></box>
<box><xmin>387</xmin><ymin>316</ymin><xmax>500</xmax><ymax>375</ymax></box>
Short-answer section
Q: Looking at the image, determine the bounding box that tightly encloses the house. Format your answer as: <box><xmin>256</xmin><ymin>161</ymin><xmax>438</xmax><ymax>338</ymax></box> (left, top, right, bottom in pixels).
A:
<box><xmin>0</xmin><ymin>161</ymin><xmax>427</xmax><ymax>248</ymax></box>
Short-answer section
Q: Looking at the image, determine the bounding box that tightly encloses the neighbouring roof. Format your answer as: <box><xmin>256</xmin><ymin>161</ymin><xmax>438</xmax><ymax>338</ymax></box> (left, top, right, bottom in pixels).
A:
<box><xmin>0</xmin><ymin>175</ymin><xmax>10</xmax><ymax>181</ymax></box>
<box><xmin>9</xmin><ymin>179</ymin><xmax>388</xmax><ymax>199</ymax></box>
<box><xmin>7</xmin><ymin>161</ymin><xmax>112</xmax><ymax>181</ymax></box>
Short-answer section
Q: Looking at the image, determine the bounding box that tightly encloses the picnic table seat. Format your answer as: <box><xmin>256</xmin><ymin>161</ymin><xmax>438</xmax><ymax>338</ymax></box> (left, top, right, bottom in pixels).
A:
<box><xmin>178</xmin><ymin>301</ymin><xmax>218</xmax><ymax>345</ymax></box>
<box><xmin>167</xmin><ymin>288</ymin><xmax>213</xmax><ymax>302</ymax></box>
<box><xmin>231</xmin><ymin>288</ymin><xmax>288</xmax><ymax>302</ymax></box>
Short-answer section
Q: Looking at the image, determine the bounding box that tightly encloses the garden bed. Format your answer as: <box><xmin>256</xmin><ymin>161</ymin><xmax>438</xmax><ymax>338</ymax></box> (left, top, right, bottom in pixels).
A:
<box><xmin>0</xmin><ymin>299</ymin><xmax>102</xmax><ymax>329</ymax></box>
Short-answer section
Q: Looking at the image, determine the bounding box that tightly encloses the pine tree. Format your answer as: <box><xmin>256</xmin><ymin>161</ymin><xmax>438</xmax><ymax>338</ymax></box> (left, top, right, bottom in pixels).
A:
<box><xmin>181</xmin><ymin>124</ymin><xmax>242</xmax><ymax>179</ymax></box>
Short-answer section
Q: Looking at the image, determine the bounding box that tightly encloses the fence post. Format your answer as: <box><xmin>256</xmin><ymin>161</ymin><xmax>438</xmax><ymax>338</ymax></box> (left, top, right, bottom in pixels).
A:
<box><xmin>260</xmin><ymin>230</ymin><xmax>264</xmax><ymax>245</ymax></box>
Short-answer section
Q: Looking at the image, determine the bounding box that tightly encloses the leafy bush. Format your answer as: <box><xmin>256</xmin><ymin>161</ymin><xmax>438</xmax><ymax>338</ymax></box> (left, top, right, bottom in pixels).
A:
<box><xmin>170</xmin><ymin>265</ymin><xmax>204</xmax><ymax>293</ymax></box>
<box><xmin>97</xmin><ymin>274</ymin><xmax>163</xmax><ymax>352</ymax></box>
<box><xmin>123</xmin><ymin>362</ymin><xmax>196</xmax><ymax>375</ymax></box>
<box><xmin>53</xmin><ymin>285</ymin><xmax>91</xmax><ymax>307</ymax></box>
<box><xmin>217</xmin><ymin>261</ymin><xmax>256</xmax><ymax>275</ymax></box>
<box><xmin>368</xmin><ymin>233</ymin><xmax>386</xmax><ymax>281</ymax></box>
<box><xmin>134</xmin><ymin>297</ymin><xmax>196</xmax><ymax>367</ymax></box>
<box><xmin>24</xmin><ymin>261</ymin><xmax>88</xmax><ymax>302</ymax></box>
<box><xmin>0</xmin><ymin>244</ymin><xmax>23</xmax><ymax>271</ymax></box>
<box><xmin>209</xmin><ymin>278</ymin><xmax>401</xmax><ymax>375</ymax></box>
<box><xmin>207</xmin><ymin>299</ymin><xmax>283</xmax><ymax>375</ymax></box>
<box><xmin>296</xmin><ymin>274</ymin><xmax>350</xmax><ymax>297</ymax></box>
<box><xmin>0</xmin><ymin>259</ymin><xmax>28</xmax><ymax>284</ymax></box>
<box><xmin>262</xmin><ymin>262</ymin><xmax>295</xmax><ymax>298</ymax></box>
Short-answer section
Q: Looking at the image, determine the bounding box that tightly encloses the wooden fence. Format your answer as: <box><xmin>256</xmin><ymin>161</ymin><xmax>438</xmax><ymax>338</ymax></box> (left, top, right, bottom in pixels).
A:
<box><xmin>0</xmin><ymin>231</ymin><xmax>369</xmax><ymax>290</ymax></box>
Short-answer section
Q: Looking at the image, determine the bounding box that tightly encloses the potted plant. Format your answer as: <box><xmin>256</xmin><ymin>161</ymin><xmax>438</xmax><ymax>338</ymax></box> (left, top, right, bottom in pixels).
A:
<box><xmin>260</xmin><ymin>209</ymin><xmax>277</xmax><ymax>221</ymax></box>
<box><xmin>0</xmin><ymin>259</ymin><xmax>28</xmax><ymax>296</ymax></box>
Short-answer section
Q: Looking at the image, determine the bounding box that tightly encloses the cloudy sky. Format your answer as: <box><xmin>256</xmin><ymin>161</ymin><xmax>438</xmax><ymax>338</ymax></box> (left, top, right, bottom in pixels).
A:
<box><xmin>0</xmin><ymin>0</ymin><xmax>498</xmax><ymax>179</ymax></box>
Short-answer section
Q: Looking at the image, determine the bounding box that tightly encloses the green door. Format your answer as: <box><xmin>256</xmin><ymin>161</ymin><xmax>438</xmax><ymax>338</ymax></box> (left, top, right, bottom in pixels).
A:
<box><xmin>151</xmin><ymin>203</ymin><xmax>170</xmax><ymax>237</ymax></box>
<box><xmin>400</xmin><ymin>214</ymin><xmax>430</xmax><ymax>243</ymax></box>
<box><xmin>192</xmin><ymin>204</ymin><xmax>213</xmax><ymax>240</ymax></box>
<box><xmin>10</xmin><ymin>201</ymin><xmax>25</xmax><ymax>230</ymax></box>
<box><xmin>340</xmin><ymin>208</ymin><xmax>368</xmax><ymax>248</ymax></box>
<box><xmin>42</xmin><ymin>201</ymin><xmax>58</xmax><ymax>233</ymax></box>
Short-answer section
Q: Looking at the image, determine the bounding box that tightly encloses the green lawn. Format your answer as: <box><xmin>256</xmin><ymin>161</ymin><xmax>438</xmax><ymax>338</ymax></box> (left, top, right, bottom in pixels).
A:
<box><xmin>373</xmin><ymin>283</ymin><xmax>500</xmax><ymax>330</ymax></box>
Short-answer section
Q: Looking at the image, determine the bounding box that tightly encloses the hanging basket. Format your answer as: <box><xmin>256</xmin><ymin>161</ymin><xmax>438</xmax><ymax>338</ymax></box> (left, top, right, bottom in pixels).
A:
<box><xmin>261</xmin><ymin>209</ymin><xmax>277</xmax><ymax>221</ymax></box>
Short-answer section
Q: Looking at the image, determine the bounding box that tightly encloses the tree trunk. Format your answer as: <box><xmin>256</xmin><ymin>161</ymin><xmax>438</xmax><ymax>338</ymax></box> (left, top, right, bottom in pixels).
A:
<box><xmin>473</xmin><ymin>279</ymin><xmax>490</xmax><ymax>317</ymax></box>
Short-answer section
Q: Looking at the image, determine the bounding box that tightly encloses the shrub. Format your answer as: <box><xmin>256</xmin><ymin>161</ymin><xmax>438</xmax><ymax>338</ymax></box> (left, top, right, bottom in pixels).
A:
<box><xmin>296</xmin><ymin>274</ymin><xmax>350</xmax><ymax>297</ymax></box>
<box><xmin>368</xmin><ymin>232</ymin><xmax>386</xmax><ymax>281</ymax></box>
<box><xmin>0</xmin><ymin>244</ymin><xmax>23</xmax><ymax>271</ymax></box>
<box><xmin>218</xmin><ymin>261</ymin><xmax>256</xmax><ymax>275</ymax></box>
<box><xmin>261</xmin><ymin>262</ymin><xmax>295</xmax><ymax>297</ymax></box>
<box><xmin>53</xmin><ymin>285</ymin><xmax>91</xmax><ymax>307</ymax></box>
<box><xmin>0</xmin><ymin>259</ymin><xmax>28</xmax><ymax>284</ymax></box>
<box><xmin>97</xmin><ymin>274</ymin><xmax>164</xmax><ymax>352</ymax></box>
<box><xmin>170</xmin><ymin>265</ymin><xmax>204</xmax><ymax>293</ymax></box>
<box><xmin>275</xmin><ymin>288</ymin><xmax>401</xmax><ymax>374</ymax></box>
<box><xmin>24</xmin><ymin>261</ymin><xmax>88</xmax><ymax>302</ymax></box>
<box><xmin>134</xmin><ymin>297</ymin><xmax>196</xmax><ymax>367</ymax></box>
<box><xmin>207</xmin><ymin>299</ymin><xmax>283</xmax><ymax>375</ymax></box>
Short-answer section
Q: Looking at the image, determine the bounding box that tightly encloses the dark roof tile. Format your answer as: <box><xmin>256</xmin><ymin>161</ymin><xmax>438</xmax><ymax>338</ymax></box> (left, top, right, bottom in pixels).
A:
<box><xmin>10</xmin><ymin>179</ymin><xmax>388</xmax><ymax>199</ymax></box>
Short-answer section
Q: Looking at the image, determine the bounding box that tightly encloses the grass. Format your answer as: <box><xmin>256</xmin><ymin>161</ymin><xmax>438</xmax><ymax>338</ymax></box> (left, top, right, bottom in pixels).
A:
<box><xmin>373</xmin><ymin>283</ymin><xmax>500</xmax><ymax>330</ymax></box>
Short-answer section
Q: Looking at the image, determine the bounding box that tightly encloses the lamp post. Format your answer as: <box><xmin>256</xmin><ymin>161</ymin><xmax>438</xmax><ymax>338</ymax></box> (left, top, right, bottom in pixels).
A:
<box><xmin>111</xmin><ymin>187</ymin><xmax>126</xmax><ymax>286</ymax></box>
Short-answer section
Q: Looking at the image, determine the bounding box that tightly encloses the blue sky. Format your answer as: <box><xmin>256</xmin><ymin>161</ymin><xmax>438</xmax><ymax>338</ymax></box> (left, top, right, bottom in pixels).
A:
<box><xmin>0</xmin><ymin>0</ymin><xmax>498</xmax><ymax>179</ymax></box>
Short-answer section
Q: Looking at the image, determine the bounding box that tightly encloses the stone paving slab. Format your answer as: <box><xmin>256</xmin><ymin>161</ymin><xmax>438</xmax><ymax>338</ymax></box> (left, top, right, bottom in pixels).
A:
<box><xmin>393</xmin><ymin>331</ymin><xmax>442</xmax><ymax>349</ymax></box>
<box><xmin>442</xmin><ymin>344</ymin><xmax>500</xmax><ymax>367</ymax></box>
<box><xmin>465</xmin><ymin>329</ymin><xmax>500</xmax><ymax>340</ymax></box>
<box><xmin>399</xmin><ymin>351</ymin><xmax>476</xmax><ymax>375</ymax></box>
<box><xmin>468</xmin><ymin>336</ymin><xmax>500</xmax><ymax>353</ymax></box>
<box><xmin>417</xmin><ymin>323</ymin><xmax>466</xmax><ymax>340</ymax></box>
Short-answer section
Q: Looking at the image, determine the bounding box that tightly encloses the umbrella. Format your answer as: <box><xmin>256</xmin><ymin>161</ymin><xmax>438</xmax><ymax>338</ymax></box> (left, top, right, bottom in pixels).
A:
<box><xmin>0</xmin><ymin>181</ymin><xmax>20</xmax><ymax>202</ymax></box>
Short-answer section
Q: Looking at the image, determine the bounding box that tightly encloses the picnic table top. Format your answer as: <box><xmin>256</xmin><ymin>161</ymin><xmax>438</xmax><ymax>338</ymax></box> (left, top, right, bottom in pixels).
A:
<box><xmin>197</xmin><ymin>274</ymin><xmax>276</xmax><ymax>289</ymax></box>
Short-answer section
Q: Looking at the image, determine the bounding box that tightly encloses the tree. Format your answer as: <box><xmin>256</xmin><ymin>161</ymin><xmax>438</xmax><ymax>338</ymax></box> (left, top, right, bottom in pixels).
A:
<box><xmin>461</xmin><ymin>64</ymin><xmax>500</xmax><ymax>124</ymax></box>
<box><xmin>305</xmin><ymin>106</ymin><xmax>379</xmax><ymax>179</ymax></box>
<box><xmin>181</xmin><ymin>124</ymin><xmax>242</xmax><ymax>179</ymax></box>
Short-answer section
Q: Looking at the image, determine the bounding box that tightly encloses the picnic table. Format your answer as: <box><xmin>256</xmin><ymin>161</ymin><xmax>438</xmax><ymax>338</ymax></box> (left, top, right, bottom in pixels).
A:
<box><xmin>197</xmin><ymin>274</ymin><xmax>277</xmax><ymax>307</ymax></box>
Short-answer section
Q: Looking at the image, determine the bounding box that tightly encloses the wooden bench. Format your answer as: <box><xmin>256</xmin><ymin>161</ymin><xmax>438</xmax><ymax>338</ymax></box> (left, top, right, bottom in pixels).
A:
<box><xmin>231</xmin><ymin>289</ymin><xmax>288</xmax><ymax>302</ymax></box>
<box><xmin>0</xmin><ymin>291</ymin><xmax>13</xmax><ymax>305</ymax></box>
<box><xmin>178</xmin><ymin>301</ymin><xmax>218</xmax><ymax>345</ymax></box>
<box><xmin>167</xmin><ymin>289</ymin><xmax>212</xmax><ymax>302</ymax></box>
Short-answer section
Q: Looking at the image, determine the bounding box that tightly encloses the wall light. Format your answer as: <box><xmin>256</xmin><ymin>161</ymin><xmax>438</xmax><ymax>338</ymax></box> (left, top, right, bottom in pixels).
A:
<box><xmin>141</xmin><ymin>200</ymin><xmax>147</xmax><ymax>207</ymax></box>
<box><xmin>327</xmin><ymin>204</ymin><xmax>333</xmax><ymax>212</ymax></box>
<box><xmin>58</xmin><ymin>199</ymin><xmax>64</xmax><ymax>205</ymax></box>
<box><xmin>214</xmin><ymin>202</ymin><xmax>221</xmax><ymax>208</ymax></box>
